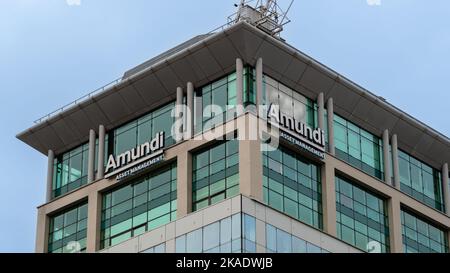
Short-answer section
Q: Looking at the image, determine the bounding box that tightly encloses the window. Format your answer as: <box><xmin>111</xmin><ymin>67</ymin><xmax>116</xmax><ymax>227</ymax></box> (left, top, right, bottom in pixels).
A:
<box><xmin>263</xmin><ymin>75</ymin><xmax>316</xmax><ymax>128</ymax></box>
<box><xmin>401</xmin><ymin>210</ymin><xmax>448</xmax><ymax>253</ymax></box>
<box><xmin>334</xmin><ymin>115</ymin><xmax>384</xmax><ymax>180</ymax></box>
<box><xmin>111</xmin><ymin>102</ymin><xmax>175</xmax><ymax>157</ymax></box>
<box><xmin>195</xmin><ymin>72</ymin><xmax>239</xmax><ymax>134</ymax></box>
<box><xmin>335</xmin><ymin>176</ymin><xmax>389</xmax><ymax>253</ymax></box>
<box><xmin>100</xmin><ymin>163</ymin><xmax>177</xmax><ymax>249</ymax></box>
<box><xmin>398</xmin><ymin>150</ymin><xmax>444</xmax><ymax>212</ymax></box>
<box><xmin>48</xmin><ymin>202</ymin><xmax>88</xmax><ymax>253</ymax></box>
<box><xmin>192</xmin><ymin>140</ymin><xmax>239</xmax><ymax>211</ymax></box>
<box><xmin>52</xmin><ymin>144</ymin><xmax>89</xmax><ymax>199</ymax></box>
<box><xmin>262</xmin><ymin>146</ymin><xmax>322</xmax><ymax>229</ymax></box>
<box><xmin>52</xmin><ymin>136</ymin><xmax>109</xmax><ymax>200</ymax></box>
<box><xmin>175</xmin><ymin>213</ymin><xmax>242</xmax><ymax>253</ymax></box>
<box><xmin>265</xmin><ymin>223</ymin><xmax>325</xmax><ymax>253</ymax></box>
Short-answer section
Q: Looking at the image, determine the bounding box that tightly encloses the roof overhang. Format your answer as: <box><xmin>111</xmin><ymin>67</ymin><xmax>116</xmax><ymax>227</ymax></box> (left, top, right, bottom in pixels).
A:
<box><xmin>17</xmin><ymin>21</ymin><xmax>450</xmax><ymax>170</ymax></box>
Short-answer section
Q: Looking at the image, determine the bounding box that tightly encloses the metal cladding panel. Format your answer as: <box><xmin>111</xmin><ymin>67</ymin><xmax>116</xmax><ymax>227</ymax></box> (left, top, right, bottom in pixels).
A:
<box><xmin>365</xmin><ymin>102</ymin><xmax>399</xmax><ymax>133</ymax></box>
<box><xmin>207</xmin><ymin>37</ymin><xmax>241</xmax><ymax>71</ymax></box>
<box><xmin>33</xmin><ymin>124</ymin><xmax>64</xmax><ymax>152</ymax></box>
<box><xmin>154</xmin><ymin>65</ymin><xmax>183</xmax><ymax>94</ymax></box>
<box><xmin>20</xmin><ymin>133</ymin><xmax>45</xmax><ymax>154</ymax></box>
<box><xmin>227</xmin><ymin>27</ymin><xmax>264</xmax><ymax>64</ymax></box>
<box><xmin>414</xmin><ymin>134</ymin><xmax>438</xmax><ymax>157</ymax></box>
<box><xmin>351</xmin><ymin>98</ymin><xmax>376</xmax><ymax>122</ymax></box>
<box><xmin>298</xmin><ymin>65</ymin><xmax>335</xmax><ymax>94</ymax></box>
<box><xmin>96</xmin><ymin>92</ymin><xmax>132</xmax><ymax>125</ymax></box>
<box><xmin>117</xmin><ymin>84</ymin><xmax>148</xmax><ymax>113</ymax></box>
<box><xmin>190</xmin><ymin>46</ymin><xmax>223</xmax><ymax>81</ymax></box>
<box><xmin>131</xmin><ymin>73</ymin><xmax>170</xmax><ymax>106</ymax></box>
<box><xmin>256</xmin><ymin>40</ymin><xmax>292</xmax><ymax>80</ymax></box>
<box><xmin>168</xmin><ymin>58</ymin><xmax>202</xmax><ymax>84</ymax></box>
<box><xmin>393</xmin><ymin>119</ymin><xmax>425</xmax><ymax>151</ymax></box>
<box><xmin>327</xmin><ymin>82</ymin><xmax>360</xmax><ymax>115</ymax></box>
<box><xmin>50</xmin><ymin>119</ymin><xmax>78</xmax><ymax>146</ymax></box>
<box><xmin>282</xmin><ymin>56</ymin><xmax>308</xmax><ymax>86</ymax></box>
<box><xmin>82</xmin><ymin>102</ymin><xmax>111</xmax><ymax>128</ymax></box>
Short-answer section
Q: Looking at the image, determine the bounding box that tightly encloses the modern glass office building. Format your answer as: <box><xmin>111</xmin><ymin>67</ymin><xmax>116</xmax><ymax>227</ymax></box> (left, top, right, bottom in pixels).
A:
<box><xmin>18</xmin><ymin>5</ymin><xmax>450</xmax><ymax>254</ymax></box>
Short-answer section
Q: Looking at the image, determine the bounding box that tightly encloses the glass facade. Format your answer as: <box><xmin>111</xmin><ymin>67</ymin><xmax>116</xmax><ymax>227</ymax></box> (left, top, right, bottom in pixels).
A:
<box><xmin>263</xmin><ymin>75</ymin><xmax>316</xmax><ymax>128</ymax></box>
<box><xmin>111</xmin><ymin>102</ymin><xmax>174</xmax><ymax>157</ymax></box>
<box><xmin>192</xmin><ymin>140</ymin><xmax>239</xmax><ymax>211</ymax></box>
<box><xmin>100</xmin><ymin>163</ymin><xmax>177</xmax><ymax>249</ymax></box>
<box><xmin>334</xmin><ymin>114</ymin><xmax>384</xmax><ymax>180</ymax></box>
<box><xmin>401</xmin><ymin>210</ymin><xmax>448</xmax><ymax>253</ymax></box>
<box><xmin>335</xmin><ymin>176</ymin><xmax>389</xmax><ymax>253</ymax></box>
<box><xmin>175</xmin><ymin>214</ymin><xmax>243</xmax><ymax>253</ymax></box>
<box><xmin>48</xmin><ymin>202</ymin><xmax>88</xmax><ymax>253</ymax></box>
<box><xmin>52</xmin><ymin>143</ymin><xmax>90</xmax><ymax>199</ymax></box>
<box><xmin>398</xmin><ymin>150</ymin><xmax>444</xmax><ymax>212</ymax></box>
<box><xmin>262</xmin><ymin>146</ymin><xmax>322</xmax><ymax>229</ymax></box>
<box><xmin>195</xmin><ymin>72</ymin><xmax>237</xmax><ymax>133</ymax></box>
<box><xmin>266</xmin><ymin>224</ymin><xmax>327</xmax><ymax>253</ymax></box>
<box><xmin>52</xmin><ymin>136</ymin><xmax>109</xmax><ymax>200</ymax></box>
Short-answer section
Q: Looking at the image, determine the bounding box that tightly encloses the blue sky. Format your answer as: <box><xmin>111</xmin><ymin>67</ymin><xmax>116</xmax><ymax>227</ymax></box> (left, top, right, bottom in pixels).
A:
<box><xmin>0</xmin><ymin>0</ymin><xmax>449</xmax><ymax>252</ymax></box>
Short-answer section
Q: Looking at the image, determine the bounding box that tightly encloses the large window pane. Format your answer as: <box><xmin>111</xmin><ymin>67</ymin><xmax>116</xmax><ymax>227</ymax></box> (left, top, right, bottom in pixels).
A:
<box><xmin>262</xmin><ymin>146</ymin><xmax>322</xmax><ymax>229</ymax></box>
<box><xmin>335</xmin><ymin>176</ymin><xmax>389</xmax><ymax>253</ymax></box>
<box><xmin>101</xmin><ymin>163</ymin><xmax>177</xmax><ymax>249</ymax></box>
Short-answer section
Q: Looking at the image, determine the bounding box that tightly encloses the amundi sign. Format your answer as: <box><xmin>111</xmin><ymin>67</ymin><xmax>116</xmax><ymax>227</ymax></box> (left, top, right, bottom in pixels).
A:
<box><xmin>267</xmin><ymin>104</ymin><xmax>326</xmax><ymax>159</ymax></box>
<box><xmin>105</xmin><ymin>131</ymin><xmax>165</xmax><ymax>181</ymax></box>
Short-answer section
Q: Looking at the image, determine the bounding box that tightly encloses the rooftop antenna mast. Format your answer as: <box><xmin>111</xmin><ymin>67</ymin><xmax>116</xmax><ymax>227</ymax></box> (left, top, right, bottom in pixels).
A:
<box><xmin>230</xmin><ymin>0</ymin><xmax>294</xmax><ymax>39</ymax></box>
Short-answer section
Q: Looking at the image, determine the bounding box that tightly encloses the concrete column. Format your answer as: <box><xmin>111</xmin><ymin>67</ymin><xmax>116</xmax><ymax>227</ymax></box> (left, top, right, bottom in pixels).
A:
<box><xmin>391</xmin><ymin>134</ymin><xmax>400</xmax><ymax>190</ymax></box>
<box><xmin>442</xmin><ymin>163</ymin><xmax>450</xmax><ymax>216</ymax></box>
<box><xmin>177</xmin><ymin>151</ymin><xmax>192</xmax><ymax>218</ymax></box>
<box><xmin>383</xmin><ymin>129</ymin><xmax>392</xmax><ymax>186</ymax></box>
<box><xmin>35</xmin><ymin>207</ymin><xmax>49</xmax><ymax>253</ymax></box>
<box><xmin>46</xmin><ymin>150</ymin><xmax>55</xmax><ymax>203</ymax></box>
<box><xmin>256</xmin><ymin>58</ymin><xmax>263</xmax><ymax>113</ymax></box>
<box><xmin>387</xmin><ymin>197</ymin><xmax>403</xmax><ymax>253</ymax></box>
<box><xmin>186</xmin><ymin>82</ymin><xmax>194</xmax><ymax>140</ymax></box>
<box><xmin>326</xmin><ymin>98</ymin><xmax>335</xmax><ymax>156</ymax></box>
<box><xmin>321</xmin><ymin>160</ymin><xmax>337</xmax><ymax>236</ymax></box>
<box><xmin>97</xmin><ymin>125</ymin><xmax>105</xmax><ymax>180</ymax></box>
<box><xmin>238</xmin><ymin>114</ymin><xmax>263</xmax><ymax>201</ymax></box>
<box><xmin>87</xmin><ymin>129</ymin><xmax>96</xmax><ymax>183</ymax></box>
<box><xmin>317</xmin><ymin>93</ymin><xmax>325</xmax><ymax>130</ymax></box>
<box><xmin>176</xmin><ymin>87</ymin><xmax>184</xmax><ymax>142</ymax></box>
<box><xmin>86</xmin><ymin>191</ymin><xmax>102</xmax><ymax>253</ymax></box>
<box><xmin>236</xmin><ymin>58</ymin><xmax>244</xmax><ymax>111</ymax></box>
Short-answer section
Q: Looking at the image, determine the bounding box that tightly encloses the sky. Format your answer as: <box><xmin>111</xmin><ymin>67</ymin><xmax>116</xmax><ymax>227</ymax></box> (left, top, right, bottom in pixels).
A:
<box><xmin>0</xmin><ymin>0</ymin><xmax>449</xmax><ymax>253</ymax></box>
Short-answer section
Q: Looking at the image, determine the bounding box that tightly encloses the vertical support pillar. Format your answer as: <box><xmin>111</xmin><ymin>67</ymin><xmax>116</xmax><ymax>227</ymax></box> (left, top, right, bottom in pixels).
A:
<box><xmin>238</xmin><ymin>114</ymin><xmax>263</xmax><ymax>201</ymax></box>
<box><xmin>87</xmin><ymin>129</ymin><xmax>96</xmax><ymax>183</ymax></box>
<box><xmin>46</xmin><ymin>150</ymin><xmax>54</xmax><ymax>203</ymax></box>
<box><xmin>256</xmin><ymin>58</ymin><xmax>263</xmax><ymax>114</ymax></box>
<box><xmin>177</xmin><ymin>151</ymin><xmax>192</xmax><ymax>218</ymax></box>
<box><xmin>387</xmin><ymin>197</ymin><xmax>403</xmax><ymax>253</ymax></box>
<box><xmin>186</xmin><ymin>82</ymin><xmax>194</xmax><ymax>140</ymax></box>
<box><xmin>391</xmin><ymin>134</ymin><xmax>400</xmax><ymax>190</ymax></box>
<box><xmin>442</xmin><ymin>163</ymin><xmax>450</xmax><ymax>216</ymax></box>
<box><xmin>236</xmin><ymin>58</ymin><xmax>244</xmax><ymax>112</ymax></box>
<box><xmin>35</xmin><ymin>207</ymin><xmax>49</xmax><ymax>253</ymax></box>
<box><xmin>86</xmin><ymin>191</ymin><xmax>102</xmax><ymax>253</ymax></box>
<box><xmin>176</xmin><ymin>87</ymin><xmax>184</xmax><ymax>142</ymax></box>
<box><xmin>97</xmin><ymin>125</ymin><xmax>105</xmax><ymax>180</ymax></box>
<box><xmin>321</xmin><ymin>160</ymin><xmax>337</xmax><ymax>236</ymax></box>
<box><xmin>317</xmin><ymin>93</ymin><xmax>325</xmax><ymax>130</ymax></box>
<box><xmin>326</xmin><ymin>98</ymin><xmax>335</xmax><ymax>156</ymax></box>
<box><xmin>383</xmin><ymin>129</ymin><xmax>392</xmax><ymax>186</ymax></box>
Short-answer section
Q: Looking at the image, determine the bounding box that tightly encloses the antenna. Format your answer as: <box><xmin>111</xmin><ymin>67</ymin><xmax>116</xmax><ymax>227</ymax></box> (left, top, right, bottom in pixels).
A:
<box><xmin>229</xmin><ymin>0</ymin><xmax>294</xmax><ymax>38</ymax></box>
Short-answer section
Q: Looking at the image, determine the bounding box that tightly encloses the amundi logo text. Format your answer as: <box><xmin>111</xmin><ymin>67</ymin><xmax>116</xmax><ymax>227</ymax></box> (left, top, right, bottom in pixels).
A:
<box><xmin>105</xmin><ymin>131</ymin><xmax>165</xmax><ymax>175</ymax></box>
